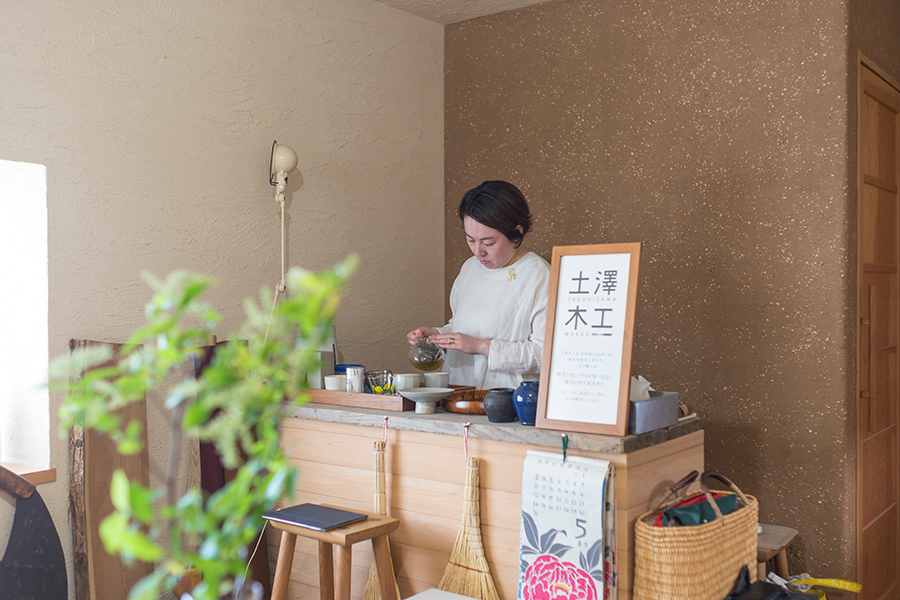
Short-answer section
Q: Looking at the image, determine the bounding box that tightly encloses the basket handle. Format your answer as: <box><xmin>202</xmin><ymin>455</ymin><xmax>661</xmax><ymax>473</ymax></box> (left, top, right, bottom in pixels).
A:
<box><xmin>699</xmin><ymin>471</ymin><xmax>751</xmax><ymax>522</ymax></box>
<box><xmin>650</xmin><ymin>470</ymin><xmax>699</xmax><ymax>513</ymax></box>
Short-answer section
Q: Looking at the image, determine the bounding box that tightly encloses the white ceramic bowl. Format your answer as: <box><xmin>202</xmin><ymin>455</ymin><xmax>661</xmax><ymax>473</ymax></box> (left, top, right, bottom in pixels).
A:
<box><xmin>398</xmin><ymin>387</ymin><xmax>454</xmax><ymax>414</ymax></box>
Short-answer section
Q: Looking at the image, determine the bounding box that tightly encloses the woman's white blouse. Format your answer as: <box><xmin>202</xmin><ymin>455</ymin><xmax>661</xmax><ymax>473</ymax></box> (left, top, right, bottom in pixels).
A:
<box><xmin>437</xmin><ymin>251</ymin><xmax>551</xmax><ymax>390</ymax></box>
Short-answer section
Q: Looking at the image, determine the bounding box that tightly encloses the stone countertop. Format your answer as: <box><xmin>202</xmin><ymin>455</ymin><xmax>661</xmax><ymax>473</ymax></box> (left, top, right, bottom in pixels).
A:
<box><xmin>282</xmin><ymin>402</ymin><xmax>702</xmax><ymax>454</ymax></box>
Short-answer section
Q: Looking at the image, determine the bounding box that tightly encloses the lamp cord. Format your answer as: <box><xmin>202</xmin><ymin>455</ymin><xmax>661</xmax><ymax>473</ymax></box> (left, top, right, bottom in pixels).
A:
<box><xmin>239</xmin><ymin>520</ymin><xmax>269</xmax><ymax>593</ymax></box>
<box><xmin>278</xmin><ymin>198</ymin><xmax>286</xmax><ymax>295</ymax></box>
<box><xmin>263</xmin><ymin>285</ymin><xmax>279</xmax><ymax>345</ymax></box>
<box><xmin>264</xmin><ymin>192</ymin><xmax>287</xmax><ymax>346</ymax></box>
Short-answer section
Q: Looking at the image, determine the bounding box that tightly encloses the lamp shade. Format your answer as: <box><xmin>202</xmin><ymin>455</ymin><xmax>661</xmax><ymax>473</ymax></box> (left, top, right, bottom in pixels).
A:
<box><xmin>270</xmin><ymin>141</ymin><xmax>298</xmax><ymax>183</ymax></box>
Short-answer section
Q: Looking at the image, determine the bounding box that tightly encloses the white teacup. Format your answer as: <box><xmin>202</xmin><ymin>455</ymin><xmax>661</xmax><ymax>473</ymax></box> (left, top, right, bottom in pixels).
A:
<box><xmin>324</xmin><ymin>374</ymin><xmax>347</xmax><ymax>391</ymax></box>
<box><xmin>394</xmin><ymin>373</ymin><xmax>421</xmax><ymax>391</ymax></box>
<box><xmin>424</xmin><ymin>371</ymin><xmax>450</xmax><ymax>388</ymax></box>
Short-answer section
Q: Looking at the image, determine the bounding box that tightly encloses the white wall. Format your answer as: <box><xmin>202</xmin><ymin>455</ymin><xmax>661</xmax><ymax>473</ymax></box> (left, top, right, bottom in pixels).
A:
<box><xmin>0</xmin><ymin>0</ymin><xmax>444</xmax><ymax>595</ymax></box>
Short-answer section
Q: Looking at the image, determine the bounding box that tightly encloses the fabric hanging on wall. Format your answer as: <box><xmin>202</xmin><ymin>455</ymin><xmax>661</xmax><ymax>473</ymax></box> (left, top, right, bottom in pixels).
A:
<box><xmin>602</xmin><ymin>465</ymin><xmax>617</xmax><ymax>596</ymax></box>
<box><xmin>518</xmin><ymin>451</ymin><xmax>617</xmax><ymax>600</ymax></box>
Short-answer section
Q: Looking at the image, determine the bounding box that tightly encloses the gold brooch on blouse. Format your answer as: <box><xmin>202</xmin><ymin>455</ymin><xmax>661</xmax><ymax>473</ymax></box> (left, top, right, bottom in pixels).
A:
<box><xmin>508</xmin><ymin>268</ymin><xmax>516</xmax><ymax>282</ymax></box>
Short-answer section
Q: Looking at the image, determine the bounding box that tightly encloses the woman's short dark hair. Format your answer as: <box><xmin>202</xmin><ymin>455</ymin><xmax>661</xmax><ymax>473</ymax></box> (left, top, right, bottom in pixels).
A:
<box><xmin>458</xmin><ymin>181</ymin><xmax>533</xmax><ymax>248</ymax></box>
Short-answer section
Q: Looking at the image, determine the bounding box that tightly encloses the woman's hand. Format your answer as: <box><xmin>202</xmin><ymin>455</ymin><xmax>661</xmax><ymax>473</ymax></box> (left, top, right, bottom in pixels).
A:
<box><xmin>430</xmin><ymin>332</ymin><xmax>490</xmax><ymax>357</ymax></box>
<box><xmin>407</xmin><ymin>327</ymin><xmax>439</xmax><ymax>345</ymax></box>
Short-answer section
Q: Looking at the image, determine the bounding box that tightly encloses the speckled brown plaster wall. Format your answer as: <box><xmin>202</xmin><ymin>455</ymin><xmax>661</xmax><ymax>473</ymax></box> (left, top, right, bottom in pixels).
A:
<box><xmin>446</xmin><ymin>0</ymin><xmax>858</xmax><ymax>580</ymax></box>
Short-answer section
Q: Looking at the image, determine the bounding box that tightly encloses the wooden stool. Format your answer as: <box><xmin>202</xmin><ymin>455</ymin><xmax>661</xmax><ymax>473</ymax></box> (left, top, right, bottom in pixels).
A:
<box><xmin>757</xmin><ymin>524</ymin><xmax>798</xmax><ymax>581</ymax></box>
<box><xmin>270</xmin><ymin>506</ymin><xmax>400</xmax><ymax>600</ymax></box>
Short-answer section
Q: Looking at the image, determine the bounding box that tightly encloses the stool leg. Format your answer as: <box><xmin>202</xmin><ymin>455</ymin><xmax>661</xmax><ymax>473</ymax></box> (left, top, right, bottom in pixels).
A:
<box><xmin>335</xmin><ymin>545</ymin><xmax>352</xmax><ymax>600</ymax></box>
<box><xmin>757</xmin><ymin>562</ymin><xmax>766</xmax><ymax>582</ymax></box>
<box><xmin>318</xmin><ymin>541</ymin><xmax>335</xmax><ymax>600</ymax></box>
<box><xmin>372</xmin><ymin>534</ymin><xmax>397</xmax><ymax>600</ymax></box>
<box><xmin>775</xmin><ymin>549</ymin><xmax>789</xmax><ymax>578</ymax></box>
<box><xmin>271</xmin><ymin>531</ymin><xmax>297</xmax><ymax>600</ymax></box>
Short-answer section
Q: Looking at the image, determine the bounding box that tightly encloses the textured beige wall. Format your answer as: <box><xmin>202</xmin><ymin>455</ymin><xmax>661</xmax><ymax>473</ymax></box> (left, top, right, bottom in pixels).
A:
<box><xmin>0</xmin><ymin>1</ymin><xmax>443</xmax><ymax>596</ymax></box>
<box><xmin>446</xmin><ymin>0</ymin><xmax>857</xmax><ymax>580</ymax></box>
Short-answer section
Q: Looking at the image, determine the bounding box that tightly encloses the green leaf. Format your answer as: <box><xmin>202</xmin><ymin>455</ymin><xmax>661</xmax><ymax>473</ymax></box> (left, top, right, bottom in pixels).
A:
<box><xmin>110</xmin><ymin>470</ymin><xmax>132</xmax><ymax>514</ymax></box>
<box><xmin>117</xmin><ymin>437</ymin><xmax>141</xmax><ymax>456</ymax></box>
<box><xmin>129</xmin><ymin>483</ymin><xmax>158</xmax><ymax>525</ymax></box>
<box><xmin>120</xmin><ymin>528</ymin><xmax>164</xmax><ymax>562</ymax></box>
<box><xmin>199</xmin><ymin>537</ymin><xmax>221</xmax><ymax>561</ymax></box>
<box><xmin>165</xmin><ymin>379</ymin><xmax>201</xmax><ymax>410</ymax></box>
<box><xmin>187</xmin><ymin>580</ymin><xmax>215</xmax><ymax>600</ymax></box>
<box><xmin>179</xmin><ymin>278</ymin><xmax>212</xmax><ymax>309</ymax></box>
<box><xmin>264</xmin><ymin>469</ymin><xmax>288</xmax><ymax>502</ymax></box>
<box><xmin>79</xmin><ymin>365</ymin><xmax>120</xmax><ymax>383</ymax></box>
<box><xmin>117</xmin><ymin>419</ymin><xmax>144</xmax><ymax>455</ymax></box>
<box><xmin>139</xmin><ymin>270</ymin><xmax>163</xmax><ymax>291</ymax></box>
<box><xmin>127</xmin><ymin>569</ymin><xmax>167</xmax><ymax>600</ymax></box>
<box><xmin>93</xmin><ymin>411</ymin><xmax>120</xmax><ymax>432</ymax></box>
<box><xmin>98</xmin><ymin>512</ymin><xmax>129</xmax><ymax>554</ymax></box>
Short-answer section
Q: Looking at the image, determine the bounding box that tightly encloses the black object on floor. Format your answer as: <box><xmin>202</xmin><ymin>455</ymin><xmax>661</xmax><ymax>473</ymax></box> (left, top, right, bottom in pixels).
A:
<box><xmin>725</xmin><ymin>566</ymin><xmax>818</xmax><ymax>600</ymax></box>
<box><xmin>733</xmin><ymin>581</ymin><xmax>788</xmax><ymax>600</ymax></box>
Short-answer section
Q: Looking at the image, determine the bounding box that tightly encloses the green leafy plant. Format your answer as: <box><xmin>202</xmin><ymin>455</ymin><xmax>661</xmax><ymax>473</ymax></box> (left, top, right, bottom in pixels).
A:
<box><xmin>51</xmin><ymin>257</ymin><xmax>357</xmax><ymax>600</ymax></box>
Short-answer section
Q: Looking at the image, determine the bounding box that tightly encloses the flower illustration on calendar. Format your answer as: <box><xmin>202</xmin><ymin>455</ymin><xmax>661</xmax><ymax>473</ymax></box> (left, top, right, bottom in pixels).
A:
<box><xmin>519</xmin><ymin>511</ymin><xmax>604</xmax><ymax>600</ymax></box>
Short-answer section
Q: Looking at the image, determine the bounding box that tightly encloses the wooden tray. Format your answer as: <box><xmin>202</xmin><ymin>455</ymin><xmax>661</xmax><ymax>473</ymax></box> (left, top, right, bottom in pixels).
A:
<box><xmin>304</xmin><ymin>389</ymin><xmax>414</xmax><ymax>412</ymax></box>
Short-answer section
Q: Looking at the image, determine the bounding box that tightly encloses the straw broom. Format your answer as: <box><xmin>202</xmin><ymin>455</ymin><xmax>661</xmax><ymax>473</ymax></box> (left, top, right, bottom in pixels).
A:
<box><xmin>438</xmin><ymin>457</ymin><xmax>500</xmax><ymax>600</ymax></box>
<box><xmin>363</xmin><ymin>441</ymin><xmax>401</xmax><ymax>600</ymax></box>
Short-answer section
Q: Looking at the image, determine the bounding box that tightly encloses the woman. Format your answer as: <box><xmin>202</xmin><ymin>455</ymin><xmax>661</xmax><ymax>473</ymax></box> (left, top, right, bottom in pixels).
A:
<box><xmin>407</xmin><ymin>180</ymin><xmax>550</xmax><ymax>390</ymax></box>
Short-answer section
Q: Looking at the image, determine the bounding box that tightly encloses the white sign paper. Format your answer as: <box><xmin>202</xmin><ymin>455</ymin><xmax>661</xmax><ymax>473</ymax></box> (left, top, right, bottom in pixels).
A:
<box><xmin>546</xmin><ymin>253</ymin><xmax>632</xmax><ymax>424</ymax></box>
<box><xmin>518</xmin><ymin>451</ymin><xmax>617</xmax><ymax>600</ymax></box>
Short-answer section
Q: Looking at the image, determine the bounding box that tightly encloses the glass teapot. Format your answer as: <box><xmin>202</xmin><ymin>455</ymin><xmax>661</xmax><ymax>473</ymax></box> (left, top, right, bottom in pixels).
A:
<box><xmin>408</xmin><ymin>337</ymin><xmax>446</xmax><ymax>371</ymax></box>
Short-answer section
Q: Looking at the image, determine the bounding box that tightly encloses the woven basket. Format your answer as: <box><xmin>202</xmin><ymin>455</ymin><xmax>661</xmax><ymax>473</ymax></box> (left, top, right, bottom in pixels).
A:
<box><xmin>633</xmin><ymin>472</ymin><xmax>758</xmax><ymax>600</ymax></box>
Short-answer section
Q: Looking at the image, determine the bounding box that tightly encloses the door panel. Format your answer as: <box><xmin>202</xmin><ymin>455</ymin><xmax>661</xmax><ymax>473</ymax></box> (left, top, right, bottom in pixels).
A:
<box><xmin>863</xmin><ymin>504</ymin><xmax>898</xmax><ymax>600</ymax></box>
<box><xmin>862</xmin><ymin>428</ymin><xmax>896</xmax><ymax>525</ymax></box>
<box><xmin>860</xmin><ymin>274</ymin><xmax>898</xmax><ymax>435</ymax></box>
<box><xmin>859</xmin><ymin>187</ymin><xmax>897</xmax><ymax>264</ymax></box>
<box><xmin>859</xmin><ymin>61</ymin><xmax>900</xmax><ymax>600</ymax></box>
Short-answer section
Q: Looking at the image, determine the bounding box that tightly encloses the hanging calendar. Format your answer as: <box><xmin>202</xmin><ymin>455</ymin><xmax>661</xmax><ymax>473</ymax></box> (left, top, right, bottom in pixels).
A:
<box><xmin>518</xmin><ymin>450</ymin><xmax>617</xmax><ymax>600</ymax></box>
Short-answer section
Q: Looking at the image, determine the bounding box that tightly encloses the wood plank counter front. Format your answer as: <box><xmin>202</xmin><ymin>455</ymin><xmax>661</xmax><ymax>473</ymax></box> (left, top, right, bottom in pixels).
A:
<box><xmin>269</xmin><ymin>403</ymin><xmax>704</xmax><ymax>600</ymax></box>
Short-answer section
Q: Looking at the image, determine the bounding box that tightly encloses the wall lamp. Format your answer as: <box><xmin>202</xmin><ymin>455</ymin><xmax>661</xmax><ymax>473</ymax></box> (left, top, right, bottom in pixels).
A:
<box><xmin>269</xmin><ymin>141</ymin><xmax>298</xmax><ymax>294</ymax></box>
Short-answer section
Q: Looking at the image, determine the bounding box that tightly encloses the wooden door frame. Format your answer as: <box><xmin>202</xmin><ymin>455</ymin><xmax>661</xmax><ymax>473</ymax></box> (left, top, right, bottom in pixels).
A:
<box><xmin>857</xmin><ymin>52</ymin><xmax>900</xmax><ymax>599</ymax></box>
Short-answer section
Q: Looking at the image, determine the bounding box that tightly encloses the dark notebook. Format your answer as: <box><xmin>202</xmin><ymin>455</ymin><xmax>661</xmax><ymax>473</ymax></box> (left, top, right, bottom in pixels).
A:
<box><xmin>262</xmin><ymin>503</ymin><xmax>368</xmax><ymax>531</ymax></box>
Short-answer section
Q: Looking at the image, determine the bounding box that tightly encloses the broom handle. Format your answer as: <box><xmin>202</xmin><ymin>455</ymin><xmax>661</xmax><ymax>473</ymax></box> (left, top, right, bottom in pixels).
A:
<box><xmin>374</xmin><ymin>441</ymin><xmax>386</xmax><ymax>515</ymax></box>
<box><xmin>464</xmin><ymin>457</ymin><xmax>479</xmax><ymax>517</ymax></box>
<box><xmin>0</xmin><ymin>464</ymin><xmax>35</xmax><ymax>499</ymax></box>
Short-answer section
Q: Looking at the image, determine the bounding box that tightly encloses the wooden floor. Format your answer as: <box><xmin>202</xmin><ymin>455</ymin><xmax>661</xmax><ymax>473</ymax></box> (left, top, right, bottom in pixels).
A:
<box><xmin>269</xmin><ymin>415</ymin><xmax>704</xmax><ymax>600</ymax></box>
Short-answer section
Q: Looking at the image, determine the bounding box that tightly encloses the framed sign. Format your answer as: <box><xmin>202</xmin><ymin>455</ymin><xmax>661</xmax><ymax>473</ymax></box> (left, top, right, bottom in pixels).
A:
<box><xmin>536</xmin><ymin>243</ymin><xmax>641</xmax><ymax>436</ymax></box>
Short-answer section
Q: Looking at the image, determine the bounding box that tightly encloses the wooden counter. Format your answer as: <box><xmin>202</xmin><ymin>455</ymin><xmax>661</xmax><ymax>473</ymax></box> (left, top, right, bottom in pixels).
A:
<box><xmin>270</xmin><ymin>403</ymin><xmax>704</xmax><ymax>600</ymax></box>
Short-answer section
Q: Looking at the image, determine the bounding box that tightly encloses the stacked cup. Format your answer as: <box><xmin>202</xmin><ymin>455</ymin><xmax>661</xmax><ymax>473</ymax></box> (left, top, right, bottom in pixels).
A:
<box><xmin>394</xmin><ymin>373</ymin><xmax>420</xmax><ymax>392</ymax></box>
<box><xmin>424</xmin><ymin>372</ymin><xmax>449</xmax><ymax>387</ymax></box>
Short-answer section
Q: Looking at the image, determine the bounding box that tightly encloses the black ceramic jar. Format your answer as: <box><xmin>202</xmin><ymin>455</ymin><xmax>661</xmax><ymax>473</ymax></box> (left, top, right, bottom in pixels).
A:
<box><xmin>483</xmin><ymin>387</ymin><xmax>517</xmax><ymax>423</ymax></box>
